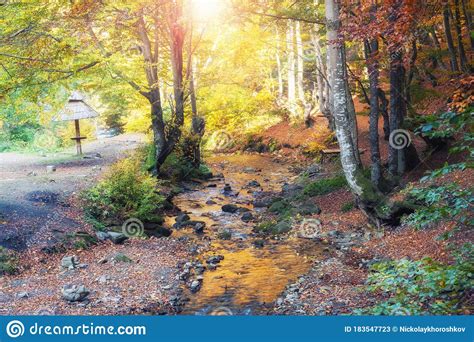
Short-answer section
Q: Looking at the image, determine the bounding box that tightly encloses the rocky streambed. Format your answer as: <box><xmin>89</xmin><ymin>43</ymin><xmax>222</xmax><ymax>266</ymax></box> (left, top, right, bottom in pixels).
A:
<box><xmin>165</xmin><ymin>154</ymin><xmax>328</xmax><ymax>315</ymax></box>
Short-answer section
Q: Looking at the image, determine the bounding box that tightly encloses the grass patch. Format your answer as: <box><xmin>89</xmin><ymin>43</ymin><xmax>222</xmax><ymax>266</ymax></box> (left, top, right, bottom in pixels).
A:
<box><xmin>341</xmin><ymin>201</ymin><xmax>355</xmax><ymax>212</ymax></box>
<box><xmin>0</xmin><ymin>247</ymin><xmax>17</xmax><ymax>275</ymax></box>
<box><xmin>303</xmin><ymin>175</ymin><xmax>347</xmax><ymax>197</ymax></box>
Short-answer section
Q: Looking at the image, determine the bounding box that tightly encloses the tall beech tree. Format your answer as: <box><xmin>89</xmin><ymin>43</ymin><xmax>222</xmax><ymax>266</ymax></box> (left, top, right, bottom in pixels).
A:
<box><xmin>80</xmin><ymin>0</ymin><xmax>186</xmax><ymax>173</ymax></box>
<box><xmin>325</xmin><ymin>0</ymin><xmax>367</xmax><ymax>205</ymax></box>
<box><xmin>443</xmin><ymin>3</ymin><xmax>460</xmax><ymax>72</ymax></box>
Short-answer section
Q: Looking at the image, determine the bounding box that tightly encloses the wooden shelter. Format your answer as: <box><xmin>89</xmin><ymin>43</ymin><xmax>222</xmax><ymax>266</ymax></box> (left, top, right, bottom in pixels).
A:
<box><xmin>56</xmin><ymin>92</ymin><xmax>99</xmax><ymax>155</ymax></box>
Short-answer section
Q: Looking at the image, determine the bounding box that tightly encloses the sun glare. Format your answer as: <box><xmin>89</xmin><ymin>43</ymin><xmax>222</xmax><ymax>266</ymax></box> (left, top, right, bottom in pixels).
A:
<box><xmin>192</xmin><ymin>0</ymin><xmax>225</xmax><ymax>20</ymax></box>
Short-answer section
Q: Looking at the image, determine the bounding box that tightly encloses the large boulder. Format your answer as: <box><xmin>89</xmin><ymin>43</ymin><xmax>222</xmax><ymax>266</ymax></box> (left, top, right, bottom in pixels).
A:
<box><xmin>253</xmin><ymin>198</ymin><xmax>273</xmax><ymax>208</ymax></box>
<box><xmin>281</xmin><ymin>183</ymin><xmax>304</xmax><ymax>197</ymax></box>
<box><xmin>108</xmin><ymin>232</ymin><xmax>128</xmax><ymax>244</ymax></box>
<box><xmin>144</xmin><ymin>224</ymin><xmax>172</xmax><ymax>238</ymax></box>
<box><xmin>221</xmin><ymin>204</ymin><xmax>240</xmax><ymax>213</ymax></box>
<box><xmin>175</xmin><ymin>213</ymin><xmax>190</xmax><ymax>225</ymax></box>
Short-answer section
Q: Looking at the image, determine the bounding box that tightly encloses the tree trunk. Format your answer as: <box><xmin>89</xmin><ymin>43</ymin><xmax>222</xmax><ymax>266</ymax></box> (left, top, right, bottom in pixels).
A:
<box><xmin>275</xmin><ymin>26</ymin><xmax>284</xmax><ymax>103</ymax></box>
<box><xmin>324</xmin><ymin>0</ymin><xmax>417</xmax><ymax>227</ymax></box>
<box><xmin>429</xmin><ymin>28</ymin><xmax>448</xmax><ymax>70</ymax></box>
<box><xmin>365</xmin><ymin>38</ymin><xmax>382</xmax><ymax>187</ymax></box>
<box><xmin>325</xmin><ymin>0</ymin><xmax>364</xmax><ymax>198</ymax></box>
<box><xmin>453</xmin><ymin>0</ymin><xmax>469</xmax><ymax>71</ymax></box>
<box><xmin>377</xmin><ymin>88</ymin><xmax>390</xmax><ymax>141</ymax></box>
<box><xmin>311</xmin><ymin>24</ymin><xmax>333</xmax><ymax>130</ymax></box>
<box><xmin>443</xmin><ymin>4</ymin><xmax>460</xmax><ymax>72</ymax></box>
<box><xmin>188</xmin><ymin>56</ymin><xmax>204</xmax><ymax>167</ymax></box>
<box><xmin>388</xmin><ymin>49</ymin><xmax>405</xmax><ymax>176</ymax></box>
<box><xmin>286</xmin><ymin>20</ymin><xmax>297</xmax><ymax>117</ymax></box>
<box><xmin>461</xmin><ymin>0</ymin><xmax>474</xmax><ymax>49</ymax></box>
<box><xmin>155</xmin><ymin>1</ymin><xmax>186</xmax><ymax>171</ymax></box>
<box><xmin>343</xmin><ymin>48</ymin><xmax>361</xmax><ymax>167</ymax></box>
<box><xmin>150</xmin><ymin>90</ymin><xmax>168</xmax><ymax>168</ymax></box>
<box><xmin>295</xmin><ymin>21</ymin><xmax>305</xmax><ymax>107</ymax></box>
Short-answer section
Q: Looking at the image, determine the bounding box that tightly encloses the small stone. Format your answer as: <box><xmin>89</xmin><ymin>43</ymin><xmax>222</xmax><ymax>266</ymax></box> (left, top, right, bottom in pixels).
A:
<box><xmin>193</xmin><ymin>222</ymin><xmax>205</xmax><ymax>234</ymax></box>
<box><xmin>97</xmin><ymin>275</ymin><xmax>110</xmax><ymax>284</ymax></box>
<box><xmin>253</xmin><ymin>198</ymin><xmax>272</xmax><ymax>208</ymax></box>
<box><xmin>46</xmin><ymin>165</ymin><xmax>56</xmax><ymax>173</ymax></box>
<box><xmin>98</xmin><ymin>258</ymin><xmax>108</xmax><ymax>264</ymax></box>
<box><xmin>206</xmin><ymin>255</ymin><xmax>224</xmax><ymax>265</ymax></box>
<box><xmin>241</xmin><ymin>212</ymin><xmax>254</xmax><ymax>222</ymax></box>
<box><xmin>195</xmin><ymin>264</ymin><xmax>206</xmax><ymax>274</ymax></box>
<box><xmin>190</xmin><ymin>280</ymin><xmax>201</xmax><ymax>293</ymax></box>
<box><xmin>111</xmin><ymin>252</ymin><xmax>132</xmax><ymax>263</ymax></box>
<box><xmin>96</xmin><ymin>231</ymin><xmax>110</xmax><ymax>241</ymax></box>
<box><xmin>61</xmin><ymin>256</ymin><xmax>79</xmax><ymax>270</ymax></box>
<box><xmin>175</xmin><ymin>213</ymin><xmax>190</xmax><ymax>224</ymax></box>
<box><xmin>247</xmin><ymin>180</ymin><xmax>261</xmax><ymax>187</ymax></box>
<box><xmin>205</xmin><ymin>200</ymin><xmax>217</xmax><ymax>205</ymax></box>
<box><xmin>16</xmin><ymin>291</ymin><xmax>29</xmax><ymax>299</ymax></box>
<box><xmin>222</xmin><ymin>204</ymin><xmax>240</xmax><ymax>213</ymax></box>
<box><xmin>207</xmin><ymin>263</ymin><xmax>217</xmax><ymax>271</ymax></box>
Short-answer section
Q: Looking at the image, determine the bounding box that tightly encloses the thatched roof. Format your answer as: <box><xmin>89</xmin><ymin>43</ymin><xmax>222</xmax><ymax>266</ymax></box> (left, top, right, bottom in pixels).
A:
<box><xmin>55</xmin><ymin>92</ymin><xmax>99</xmax><ymax>121</ymax></box>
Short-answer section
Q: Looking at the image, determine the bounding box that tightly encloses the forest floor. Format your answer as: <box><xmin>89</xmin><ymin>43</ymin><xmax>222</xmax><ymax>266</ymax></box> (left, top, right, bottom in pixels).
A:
<box><xmin>0</xmin><ymin>107</ymin><xmax>472</xmax><ymax>315</ymax></box>
<box><xmin>0</xmin><ymin>134</ymin><xmax>194</xmax><ymax>315</ymax></box>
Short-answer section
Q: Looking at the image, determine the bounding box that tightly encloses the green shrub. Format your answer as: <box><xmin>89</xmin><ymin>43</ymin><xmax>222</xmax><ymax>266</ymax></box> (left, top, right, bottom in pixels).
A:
<box><xmin>356</xmin><ymin>244</ymin><xmax>474</xmax><ymax>315</ymax></box>
<box><xmin>341</xmin><ymin>201</ymin><xmax>355</xmax><ymax>212</ymax></box>
<box><xmin>269</xmin><ymin>199</ymin><xmax>292</xmax><ymax>215</ymax></box>
<box><xmin>83</xmin><ymin>155</ymin><xmax>165</xmax><ymax>225</ymax></box>
<box><xmin>0</xmin><ymin>247</ymin><xmax>17</xmax><ymax>275</ymax></box>
<box><xmin>303</xmin><ymin>175</ymin><xmax>347</xmax><ymax>197</ymax></box>
<box><xmin>403</xmin><ymin>184</ymin><xmax>473</xmax><ymax>234</ymax></box>
<box><xmin>160</xmin><ymin>152</ymin><xmax>212</xmax><ymax>181</ymax></box>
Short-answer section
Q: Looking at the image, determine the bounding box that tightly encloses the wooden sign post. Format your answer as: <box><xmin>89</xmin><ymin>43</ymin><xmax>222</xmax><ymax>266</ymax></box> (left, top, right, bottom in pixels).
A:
<box><xmin>71</xmin><ymin>119</ymin><xmax>87</xmax><ymax>155</ymax></box>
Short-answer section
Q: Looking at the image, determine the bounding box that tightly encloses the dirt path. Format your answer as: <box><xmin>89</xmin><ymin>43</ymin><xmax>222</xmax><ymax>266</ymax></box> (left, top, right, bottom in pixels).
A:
<box><xmin>0</xmin><ymin>134</ymin><xmax>145</xmax><ymax>250</ymax></box>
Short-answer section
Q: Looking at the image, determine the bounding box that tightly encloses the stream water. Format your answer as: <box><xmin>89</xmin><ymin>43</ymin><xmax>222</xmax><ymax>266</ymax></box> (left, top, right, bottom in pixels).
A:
<box><xmin>166</xmin><ymin>154</ymin><xmax>323</xmax><ymax>315</ymax></box>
